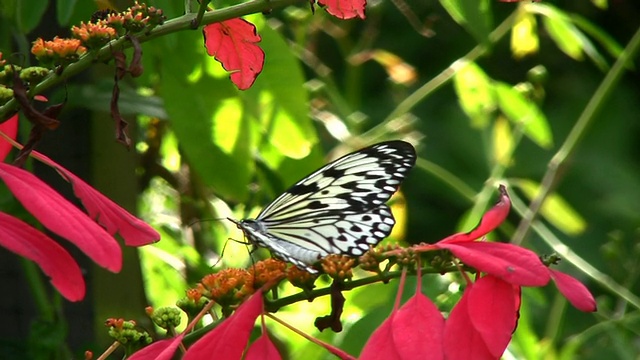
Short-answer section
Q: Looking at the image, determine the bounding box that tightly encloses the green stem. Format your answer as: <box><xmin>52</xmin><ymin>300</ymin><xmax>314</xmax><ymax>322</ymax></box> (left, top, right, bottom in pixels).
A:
<box><xmin>21</xmin><ymin>258</ymin><xmax>55</xmax><ymax>321</ymax></box>
<box><xmin>510</xmin><ymin>192</ymin><xmax>640</xmax><ymax>311</ymax></box>
<box><xmin>378</xmin><ymin>10</ymin><xmax>518</xmax><ymax>126</ymax></box>
<box><xmin>511</xmin><ymin>24</ymin><xmax>640</xmax><ymax>245</ymax></box>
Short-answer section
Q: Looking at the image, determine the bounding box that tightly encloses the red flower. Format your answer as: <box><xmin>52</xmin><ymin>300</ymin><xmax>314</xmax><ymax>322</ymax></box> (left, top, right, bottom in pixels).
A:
<box><xmin>443</xmin><ymin>275</ymin><xmax>520</xmax><ymax>360</ymax></box>
<box><xmin>0</xmin><ymin>114</ymin><xmax>159</xmax><ymax>301</ymax></box>
<box><xmin>184</xmin><ymin>291</ymin><xmax>265</xmax><ymax>359</ymax></box>
<box><xmin>360</xmin><ymin>269</ymin><xmax>445</xmax><ymax>360</ymax></box>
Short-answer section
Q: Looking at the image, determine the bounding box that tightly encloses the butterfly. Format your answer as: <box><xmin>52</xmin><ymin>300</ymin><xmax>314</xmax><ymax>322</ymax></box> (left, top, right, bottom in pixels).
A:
<box><xmin>230</xmin><ymin>140</ymin><xmax>417</xmax><ymax>274</ymax></box>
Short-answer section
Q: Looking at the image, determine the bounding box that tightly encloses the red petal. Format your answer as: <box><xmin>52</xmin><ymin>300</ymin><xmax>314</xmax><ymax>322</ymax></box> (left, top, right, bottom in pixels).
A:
<box><xmin>392</xmin><ymin>292</ymin><xmax>445</xmax><ymax>360</ymax></box>
<box><xmin>40</xmin><ymin>156</ymin><xmax>160</xmax><ymax>246</ymax></box>
<box><xmin>317</xmin><ymin>0</ymin><xmax>367</xmax><ymax>19</ymax></box>
<box><xmin>438</xmin><ymin>242</ymin><xmax>549</xmax><ymax>286</ymax></box>
<box><xmin>184</xmin><ymin>291</ymin><xmax>264</xmax><ymax>360</ymax></box>
<box><xmin>244</xmin><ymin>332</ymin><xmax>282</xmax><ymax>360</ymax></box>
<box><xmin>549</xmin><ymin>269</ymin><xmax>597</xmax><ymax>312</ymax></box>
<box><xmin>128</xmin><ymin>335</ymin><xmax>185</xmax><ymax>360</ymax></box>
<box><xmin>359</xmin><ymin>313</ymin><xmax>402</xmax><ymax>360</ymax></box>
<box><xmin>203</xmin><ymin>18</ymin><xmax>265</xmax><ymax>90</ymax></box>
<box><xmin>439</xmin><ymin>185</ymin><xmax>510</xmax><ymax>244</ymax></box>
<box><xmin>467</xmin><ymin>276</ymin><xmax>518</xmax><ymax>358</ymax></box>
<box><xmin>443</xmin><ymin>283</ymin><xmax>494</xmax><ymax>360</ymax></box>
<box><xmin>0</xmin><ymin>212</ymin><xmax>85</xmax><ymax>301</ymax></box>
<box><xmin>0</xmin><ymin>163</ymin><xmax>122</xmax><ymax>272</ymax></box>
<box><xmin>0</xmin><ymin>114</ymin><xmax>18</xmax><ymax>161</ymax></box>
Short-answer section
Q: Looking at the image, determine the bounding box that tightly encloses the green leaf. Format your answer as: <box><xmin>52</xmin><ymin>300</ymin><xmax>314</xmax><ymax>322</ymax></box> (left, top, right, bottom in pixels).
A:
<box><xmin>513</xmin><ymin>178</ymin><xmax>587</xmax><ymax>235</ymax></box>
<box><xmin>246</xmin><ymin>18</ymin><xmax>316</xmax><ymax>162</ymax></box>
<box><xmin>570</xmin><ymin>13</ymin><xmax>625</xmax><ymax>63</ymax></box>
<box><xmin>439</xmin><ymin>0</ymin><xmax>493</xmax><ymax>44</ymax></box>
<box><xmin>160</xmin><ymin>31</ymin><xmax>252</xmax><ymax>201</ymax></box>
<box><xmin>540</xmin><ymin>10</ymin><xmax>583</xmax><ymax>60</ymax></box>
<box><xmin>56</xmin><ymin>0</ymin><xmax>78</xmax><ymax>26</ymax></box>
<box><xmin>494</xmin><ymin>82</ymin><xmax>553</xmax><ymax>148</ymax></box>
<box><xmin>16</xmin><ymin>0</ymin><xmax>49</xmax><ymax>33</ymax></box>
<box><xmin>452</xmin><ymin>60</ymin><xmax>496</xmax><ymax>128</ymax></box>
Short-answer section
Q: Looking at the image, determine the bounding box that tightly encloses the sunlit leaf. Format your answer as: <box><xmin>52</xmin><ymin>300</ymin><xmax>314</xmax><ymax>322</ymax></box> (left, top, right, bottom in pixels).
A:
<box><xmin>494</xmin><ymin>82</ymin><xmax>553</xmax><ymax>148</ymax></box>
<box><xmin>492</xmin><ymin>116</ymin><xmax>513</xmax><ymax>166</ymax></box>
<box><xmin>453</xmin><ymin>60</ymin><xmax>495</xmax><ymax>128</ymax></box>
<box><xmin>513</xmin><ymin>178</ymin><xmax>587</xmax><ymax>235</ymax></box>
<box><xmin>511</xmin><ymin>9</ymin><xmax>539</xmax><ymax>58</ymax></box>
<box><xmin>160</xmin><ymin>31</ymin><xmax>252</xmax><ymax>201</ymax></box>
<box><xmin>245</xmin><ymin>22</ymin><xmax>316</xmax><ymax>161</ymax></box>
<box><xmin>439</xmin><ymin>0</ymin><xmax>492</xmax><ymax>44</ymax></box>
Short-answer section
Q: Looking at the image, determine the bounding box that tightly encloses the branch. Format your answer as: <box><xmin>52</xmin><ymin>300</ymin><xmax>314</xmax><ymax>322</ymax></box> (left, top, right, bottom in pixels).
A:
<box><xmin>0</xmin><ymin>0</ymin><xmax>305</xmax><ymax>120</ymax></box>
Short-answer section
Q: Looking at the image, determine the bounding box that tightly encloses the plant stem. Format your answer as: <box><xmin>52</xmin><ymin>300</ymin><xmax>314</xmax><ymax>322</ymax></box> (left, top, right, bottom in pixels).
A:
<box><xmin>511</xmin><ymin>24</ymin><xmax>640</xmax><ymax>245</ymax></box>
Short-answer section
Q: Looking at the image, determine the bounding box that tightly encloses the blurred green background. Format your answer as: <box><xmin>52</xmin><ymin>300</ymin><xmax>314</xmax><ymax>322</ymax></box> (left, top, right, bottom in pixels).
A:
<box><xmin>0</xmin><ymin>0</ymin><xmax>639</xmax><ymax>358</ymax></box>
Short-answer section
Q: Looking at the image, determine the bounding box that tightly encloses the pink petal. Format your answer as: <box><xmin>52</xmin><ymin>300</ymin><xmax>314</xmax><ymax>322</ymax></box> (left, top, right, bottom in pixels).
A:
<box><xmin>392</xmin><ymin>292</ymin><xmax>445</xmax><ymax>360</ymax></box>
<box><xmin>438</xmin><ymin>242</ymin><xmax>550</xmax><ymax>286</ymax></box>
<box><xmin>439</xmin><ymin>185</ymin><xmax>511</xmax><ymax>244</ymax></box>
<box><xmin>443</xmin><ymin>283</ymin><xmax>494</xmax><ymax>360</ymax></box>
<box><xmin>0</xmin><ymin>163</ymin><xmax>122</xmax><ymax>272</ymax></box>
<box><xmin>549</xmin><ymin>269</ymin><xmax>597</xmax><ymax>312</ymax></box>
<box><xmin>203</xmin><ymin>18</ymin><xmax>265</xmax><ymax>90</ymax></box>
<box><xmin>244</xmin><ymin>332</ymin><xmax>282</xmax><ymax>360</ymax></box>
<box><xmin>317</xmin><ymin>0</ymin><xmax>367</xmax><ymax>19</ymax></box>
<box><xmin>184</xmin><ymin>291</ymin><xmax>264</xmax><ymax>360</ymax></box>
<box><xmin>128</xmin><ymin>335</ymin><xmax>185</xmax><ymax>360</ymax></box>
<box><xmin>0</xmin><ymin>211</ymin><xmax>85</xmax><ymax>301</ymax></box>
<box><xmin>0</xmin><ymin>113</ymin><xmax>18</xmax><ymax>161</ymax></box>
<box><xmin>359</xmin><ymin>313</ymin><xmax>402</xmax><ymax>360</ymax></box>
<box><xmin>34</xmin><ymin>151</ymin><xmax>159</xmax><ymax>246</ymax></box>
<box><xmin>467</xmin><ymin>276</ymin><xmax>518</xmax><ymax>358</ymax></box>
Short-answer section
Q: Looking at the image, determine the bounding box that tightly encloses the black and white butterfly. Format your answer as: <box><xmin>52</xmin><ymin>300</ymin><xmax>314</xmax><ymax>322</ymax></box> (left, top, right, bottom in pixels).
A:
<box><xmin>230</xmin><ymin>140</ymin><xmax>416</xmax><ymax>274</ymax></box>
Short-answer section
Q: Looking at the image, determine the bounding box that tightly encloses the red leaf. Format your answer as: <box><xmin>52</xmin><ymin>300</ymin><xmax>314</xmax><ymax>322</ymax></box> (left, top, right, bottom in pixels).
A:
<box><xmin>439</xmin><ymin>185</ymin><xmax>510</xmax><ymax>244</ymax></box>
<box><xmin>438</xmin><ymin>242</ymin><xmax>550</xmax><ymax>286</ymax></box>
<box><xmin>317</xmin><ymin>0</ymin><xmax>366</xmax><ymax>19</ymax></box>
<box><xmin>128</xmin><ymin>335</ymin><xmax>185</xmax><ymax>360</ymax></box>
<box><xmin>203</xmin><ymin>18</ymin><xmax>265</xmax><ymax>90</ymax></box>
<box><xmin>184</xmin><ymin>291</ymin><xmax>264</xmax><ymax>360</ymax></box>
<box><xmin>359</xmin><ymin>313</ymin><xmax>402</xmax><ymax>360</ymax></box>
<box><xmin>0</xmin><ymin>114</ymin><xmax>18</xmax><ymax>161</ymax></box>
<box><xmin>0</xmin><ymin>163</ymin><xmax>122</xmax><ymax>272</ymax></box>
<box><xmin>31</xmin><ymin>151</ymin><xmax>159</xmax><ymax>246</ymax></box>
<box><xmin>549</xmin><ymin>269</ymin><xmax>597</xmax><ymax>312</ymax></box>
<box><xmin>0</xmin><ymin>212</ymin><xmax>85</xmax><ymax>301</ymax></box>
<box><xmin>467</xmin><ymin>276</ymin><xmax>518</xmax><ymax>358</ymax></box>
<box><xmin>443</xmin><ymin>283</ymin><xmax>494</xmax><ymax>360</ymax></box>
<box><xmin>244</xmin><ymin>331</ymin><xmax>282</xmax><ymax>360</ymax></box>
<box><xmin>392</xmin><ymin>292</ymin><xmax>445</xmax><ymax>360</ymax></box>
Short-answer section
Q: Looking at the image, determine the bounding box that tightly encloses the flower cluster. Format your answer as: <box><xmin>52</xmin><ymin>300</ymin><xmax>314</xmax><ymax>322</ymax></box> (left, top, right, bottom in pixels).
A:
<box><xmin>105</xmin><ymin>318</ymin><xmax>152</xmax><ymax>350</ymax></box>
<box><xmin>29</xmin><ymin>1</ymin><xmax>165</xmax><ymax>69</ymax></box>
<box><xmin>71</xmin><ymin>22</ymin><xmax>117</xmax><ymax>50</ymax></box>
<box><xmin>30</xmin><ymin>37</ymin><xmax>86</xmax><ymax>68</ymax></box>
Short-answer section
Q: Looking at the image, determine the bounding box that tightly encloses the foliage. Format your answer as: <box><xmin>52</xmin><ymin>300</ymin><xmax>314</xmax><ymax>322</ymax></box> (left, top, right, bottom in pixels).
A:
<box><xmin>0</xmin><ymin>0</ymin><xmax>638</xmax><ymax>359</ymax></box>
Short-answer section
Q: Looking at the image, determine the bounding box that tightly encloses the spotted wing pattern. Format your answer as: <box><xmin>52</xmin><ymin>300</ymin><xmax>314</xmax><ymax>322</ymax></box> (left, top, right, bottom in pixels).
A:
<box><xmin>234</xmin><ymin>140</ymin><xmax>416</xmax><ymax>273</ymax></box>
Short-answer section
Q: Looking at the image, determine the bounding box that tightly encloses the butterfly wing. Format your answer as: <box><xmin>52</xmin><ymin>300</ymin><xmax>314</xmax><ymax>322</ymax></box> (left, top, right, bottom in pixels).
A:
<box><xmin>257</xmin><ymin>140</ymin><xmax>416</xmax><ymax>220</ymax></box>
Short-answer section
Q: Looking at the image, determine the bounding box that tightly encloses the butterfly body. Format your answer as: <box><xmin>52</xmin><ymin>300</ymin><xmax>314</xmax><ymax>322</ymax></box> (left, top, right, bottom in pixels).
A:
<box><xmin>233</xmin><ymin>140</ymin><xmax>416</xmax><ymax>273</ymax></box>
